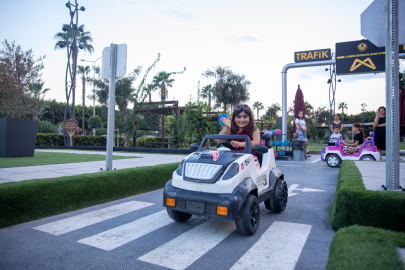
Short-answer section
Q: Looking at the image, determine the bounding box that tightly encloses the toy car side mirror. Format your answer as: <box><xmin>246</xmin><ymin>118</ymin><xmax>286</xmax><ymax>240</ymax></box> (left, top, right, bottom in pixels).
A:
<box><xmin>190</xmin><ymin>143</ymin><xmax>199</xmax><ymax>152</ymax></box>
<box><xmin>252</xmin><ymin>145</ymin><xmax>268</xmax><ymax>154</ymax></box>
<box><xmin>263</xmin><ymin>131</ymin><xmax>273</xmax><ymax>141</ymax></box>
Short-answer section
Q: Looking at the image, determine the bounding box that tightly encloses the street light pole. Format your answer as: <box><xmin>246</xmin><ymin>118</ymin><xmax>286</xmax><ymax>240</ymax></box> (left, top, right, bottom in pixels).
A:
<box><xmin>361</xmin><ymin>103</ymin><xmax>367</xmax><ymax>123</ymax></box>
<box><xmin>82</xmin><ymin>56</ymin><xmax>101</xmax><ymax>135</ymax></box>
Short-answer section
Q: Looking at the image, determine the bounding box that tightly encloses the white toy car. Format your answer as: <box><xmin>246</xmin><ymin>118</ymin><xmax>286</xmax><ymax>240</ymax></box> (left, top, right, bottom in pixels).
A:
<box><xmin>163</xmin><ymin>133</ymin><xmax>288</xmax><ymax>236</ymax></box>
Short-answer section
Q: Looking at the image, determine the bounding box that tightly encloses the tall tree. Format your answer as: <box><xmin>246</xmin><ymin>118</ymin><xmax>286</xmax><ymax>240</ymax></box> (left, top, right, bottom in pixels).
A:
<box><xmin>28</xmin><ymin>80</ymin><xmax>50</xmax><ymax>120</ymax></box>
<box><xmin>152</xmin><ymin>71</ymin><xmax>175</xmax><ymax>102</ymax></box>
<box><xmin>77</xmin><ymin>65</ymin><xmax>90</xmax><ymax>133</ymax></box>
<box><xmin>338</xmin><ymin>102</ymin><xmax>348</xmax><ymax>123</ymax></box>
<box><xmin>252</xmin><ymin>101</ymin><xmax>264</xmax><ymax>120</ymax></box>
<box><xmin>202</xmin><ymin>66</ymin><xmax>251</xmax><ymax>113</ymax></box>
<box><xmin>0</xmin><ymin>40</ymin><xmax>45</xmax><ymax>119</ymax></box>
<box><xmin>266</xmin><ymin>103</ymin><xmax>281</xmax><ymax>122</ymax></box>
<box><xmin>54</xmin><ymin>24</ymin><xmax>94</xmax><ymax>119</ymax></box>
<box><xmin>201</xmin><ymin>84</ymin><xmax>215</xmax><ymax>109</ymax></box>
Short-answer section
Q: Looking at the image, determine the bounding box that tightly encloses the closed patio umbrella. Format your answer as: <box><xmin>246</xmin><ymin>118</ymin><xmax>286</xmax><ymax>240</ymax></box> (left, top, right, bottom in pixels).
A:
<box><xmin>292</xmin><ymin>85</ymin><xmax>305</xmax><ymax>134</ymax></box>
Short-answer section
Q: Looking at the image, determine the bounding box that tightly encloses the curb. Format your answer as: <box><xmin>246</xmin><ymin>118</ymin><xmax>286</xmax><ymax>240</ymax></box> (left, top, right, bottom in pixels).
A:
<box><xmin>35</xmin><ymin>146</ymin><xmax>193</xmax><ymax>155</ymax></box>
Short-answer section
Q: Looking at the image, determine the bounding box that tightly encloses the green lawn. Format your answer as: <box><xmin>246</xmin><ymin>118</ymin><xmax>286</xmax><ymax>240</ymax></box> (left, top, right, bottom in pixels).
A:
<box><xmin>0</xmin><ymin>152</ymin><xmax>139</xmax><ymax>169</ymax></box>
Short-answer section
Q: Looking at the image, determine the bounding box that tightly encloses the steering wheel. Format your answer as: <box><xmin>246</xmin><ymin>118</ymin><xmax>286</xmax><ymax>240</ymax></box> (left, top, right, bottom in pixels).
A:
<box><xmin>217</xmin><ymin>140</ymin><xmax>241</xmax><ymax>151</ymax></box>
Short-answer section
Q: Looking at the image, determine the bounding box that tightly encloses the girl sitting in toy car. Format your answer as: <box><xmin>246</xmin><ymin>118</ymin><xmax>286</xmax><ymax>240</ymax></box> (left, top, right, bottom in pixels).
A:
<box><xmin>342</xmin><ymin>123</ymin><xmax>364</xmax><ymax>155</ymax></box>
<box><xmin>218</xmin><ymin>104</ymin><xmax>261</xmax><ymax>168</ymax></box>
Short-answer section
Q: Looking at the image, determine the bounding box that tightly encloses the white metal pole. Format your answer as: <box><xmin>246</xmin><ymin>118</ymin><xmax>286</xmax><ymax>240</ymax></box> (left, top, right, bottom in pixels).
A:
<box><xmin>385</xmin><ymin>0</ymin><xmax>400</xmax><ymax>190</ymax></box>
<box><xmin>106</xmin><ymin>44</ymin><xmax>117</xmax><ymax>171</ymax></box>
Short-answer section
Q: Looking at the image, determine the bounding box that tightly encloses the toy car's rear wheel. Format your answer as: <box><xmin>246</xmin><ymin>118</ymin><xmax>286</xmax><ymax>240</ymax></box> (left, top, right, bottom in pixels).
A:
<box><xmin>235</xmin><ymin>194</ymin><xmax>260</xmax><ymax>236</ymax></box>
<box><xmin>167</xmin><ymin>208</ymin><xmax>192</xmax><ymax>222</ymax></box>
<box><xmin>326</xmin><ymin>154</ymin><xmax>341</xmax><ymax>167</ymax></box>
<box><xmin>360</xmin><ymin>155</ymin><xmax>376</xmax><ymax>161</ymax></box>
<box><xmin>265</xmin><ymin>179</ymin><xmax>288</xmax><ymax>212</ymax></box>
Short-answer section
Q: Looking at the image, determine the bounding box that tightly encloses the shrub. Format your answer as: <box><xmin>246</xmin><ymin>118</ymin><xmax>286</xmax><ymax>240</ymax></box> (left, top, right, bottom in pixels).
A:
<box><xmin>329</xmin><ymin>161</ymin><xmax>405</xmax><ymax>232</ymax></box>
<box><xmin>95</xmin><ymin>127</ymin><xmax>107</xmax><ymax>136</ymax></box>
<box><xmin>36</xmin><ymin>133</ymin><xmax>64</xmax><ymax>146</ymax></box>
<box><xmin>36</xmin><ymin>134</ymin><xmax>125</xmax><ymax>147</ymax></box>
<box><xmin>88</xmin><ymin>115</ymin><xmax>103</xmax><ymax>129</ymax></box>
<box><xmin>137</xmin><ymin>137</ymin><xmax>157</xmax><ymax>148</ymax></box>
<box><xmin>37</xmin><ymin>120</ymin><xmax>58</xmax><ymax>133</ymax></box>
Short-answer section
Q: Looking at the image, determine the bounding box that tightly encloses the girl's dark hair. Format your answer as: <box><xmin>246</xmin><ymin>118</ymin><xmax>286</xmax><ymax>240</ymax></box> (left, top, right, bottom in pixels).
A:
<box><xmin>352</xmin><ymin>123</ymin><xmax>365</xmax><ymax>137</ymax></box>
<box><xmin>230</xmin><ymin>105</ymin><xmax>257</xmax><ymax>136</ymax></box>
<box><xmin>296</xmin><ymin>110</ymin><xmax>304</xmax><ymax>120</ymax></box>
<box><xmin>378</xmin><ymin>106</ymin><xmax>386</xmax><ymax>113</ymax></box>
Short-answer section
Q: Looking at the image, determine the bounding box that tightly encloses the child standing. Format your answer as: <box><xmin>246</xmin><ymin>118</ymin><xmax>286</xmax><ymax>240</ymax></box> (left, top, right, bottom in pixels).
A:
<box><xmin>330</xmin><ymin>127</ymin><xmax>342</xmax><ymax>141</ymax></box>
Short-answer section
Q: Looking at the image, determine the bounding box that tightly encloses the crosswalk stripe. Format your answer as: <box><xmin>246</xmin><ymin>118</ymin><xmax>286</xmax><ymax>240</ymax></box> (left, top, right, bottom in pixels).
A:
<box><xmin>138</xmin><ymin>219</ymin><xmax>236</xmax><ymax>270</ymax></box>
<box><xmin>77</xmin><ymin>210</ymin><xmax>173</xmax><ymax>251</ymax></box>
<box><xmin>34</xmin><ymin>200</ymin><xmax>153</xmax><ymax>235</ymax></box>
<box><xmin>230</xmin><ymin>221</ymin><xmax>312</xmax><ymax>270</ymax></box>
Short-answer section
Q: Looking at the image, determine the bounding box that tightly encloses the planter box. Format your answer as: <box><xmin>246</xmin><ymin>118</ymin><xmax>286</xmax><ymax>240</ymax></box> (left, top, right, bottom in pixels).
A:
<box><xmin>0</xmin><ymin>118</ymin><xmax>39</xmax><ymax>158</ymax></box>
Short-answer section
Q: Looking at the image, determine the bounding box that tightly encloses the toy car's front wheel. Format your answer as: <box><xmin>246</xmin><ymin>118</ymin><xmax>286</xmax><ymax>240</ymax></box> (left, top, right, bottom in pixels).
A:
<box><xmin>235</xmin><ymin>195</ymin><xmax>260</xmax><ymax>236</ymax></box>
<box><xmin>326</xmin><ymin>154</ymin><xmax>341</xmax><ymax>167</ymax></box>
<box><xmin>167</xmin><ymin>208</ymin><xmax>192</xmax><ymax>222</ymax></box>
<box><xmin>265</xmin><ymin>179</ymin><xmax>288</xmax><ymax>212</ymax></box>
<box><xmin>360</xmin><ymin>155</ymin><xmax>376</xmax><ymax>161</ymax></box>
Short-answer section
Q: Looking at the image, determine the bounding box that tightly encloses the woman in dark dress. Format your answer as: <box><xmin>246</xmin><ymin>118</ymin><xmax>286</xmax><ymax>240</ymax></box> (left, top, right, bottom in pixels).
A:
<box><xmin>373</xmin><ymin>106</ymin><xmax>386</xmax><ymax>160</ymax></box>
<box><xmin>330</xmin><ymin>114</ymin><xmax>343</xmax><ymax>133</ymax></box>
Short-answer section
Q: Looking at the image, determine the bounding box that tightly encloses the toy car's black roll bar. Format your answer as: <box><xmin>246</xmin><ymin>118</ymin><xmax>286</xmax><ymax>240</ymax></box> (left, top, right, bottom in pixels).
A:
<box><xmin>198</xmin><ymin>135</ymin><xmax>252</xmax><ymax>154</ymax></box>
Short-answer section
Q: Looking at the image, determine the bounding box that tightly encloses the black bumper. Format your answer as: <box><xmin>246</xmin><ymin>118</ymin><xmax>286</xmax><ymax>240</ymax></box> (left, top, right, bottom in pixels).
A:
<box><xmin>163</xmin><ymin>179</ymin><xmax>256</xmax><ymax>220</ymax></box>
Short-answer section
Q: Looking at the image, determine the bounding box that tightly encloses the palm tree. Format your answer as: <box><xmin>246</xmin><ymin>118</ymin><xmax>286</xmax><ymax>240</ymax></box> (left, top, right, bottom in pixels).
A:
<box><xmin>77</xmin><ymin>65</ymin><xmax>90</xmax><ymax>134</ymax></box>
<box><xmin>338</xmin><ymin>102</ymin><xmax>348</xmax><ymax>123</ymax></box>
<box><xmin>28</xmin><ymin>81</ymin><xmax>50</xmax><ymax>120</ymax></box>
<box><xmin>201</xmin><ymin>84</ymin><xmax>215</xmax><ymax>109</ymax></box>
<box><xmin>54</xmin><ymin>24</ymin><xmax>94</xmax><ymax>119</ymax></box>
<box><xmin>145</xmin><ymin>83</ymin><xmax>155</xmax><ymax>102</ymax></box>
<box><xmin>266</xmin><ymin>103</ymin><xmax>281</xmax><ymax>122</ymax></box>
<box><xmin>152</xmin><ymin>71</ymin><xmax>175</xmax><ymax>103</ymax></box>
<box><xmin>252</xmin><ymin>101</ymin><xmax>264</xmax><ymax>120</ymax></box>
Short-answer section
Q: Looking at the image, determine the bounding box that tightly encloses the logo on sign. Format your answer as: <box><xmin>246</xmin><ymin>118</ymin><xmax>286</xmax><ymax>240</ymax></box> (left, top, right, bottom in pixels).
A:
<box><xmin>357</xmin><ymin>43</ymin><xmax>367</xmax><ymax>52</ymax></box>
<box><xmin>349</xmin><ymin>58</ymin><xmax>376</xmax><ymax>71</ymax></box>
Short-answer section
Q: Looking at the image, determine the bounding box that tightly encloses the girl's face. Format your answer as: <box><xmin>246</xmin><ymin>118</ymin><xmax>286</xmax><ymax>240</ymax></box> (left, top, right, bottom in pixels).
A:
<box><xmin>379</xmin><ymin>108</ymin><xmax>385</xmax><ymax>115</ymax></box>
<box><xmin>298</xmin><ymin>112</ymin><xmax>303</xmax><ymax>119</ymax></box>
<box><xmin>334</xmin><ymin>115</ymin><xmax>339</xmax><ymax>120</ymax></box>
<box><xmin>352</xmin><ymin>125</ymin><xmax>358</xmax><ymax>132</ymax></box>
<box><xmin>234</xmin><ymin>111</ymin><xmax>250</xmax><ymax>129</ymax></box>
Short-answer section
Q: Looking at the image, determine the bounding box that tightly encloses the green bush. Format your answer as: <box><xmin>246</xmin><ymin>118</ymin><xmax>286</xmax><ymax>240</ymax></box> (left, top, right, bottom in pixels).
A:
<box><xmin>95</xmin><ymin>127</ymin><xmax>107</xmax><ymax>136</ymax></box>
<box><xmin>0</xmin><ymin>163</ymin><xmax>179</xmax><ymax>228</ymax></box>
<box><xmin>326</xmin><ymin>225</ymin><xmax>405</xmax><ymax>270</ymax></box>
<box><xmin>88</xmin><ymin>115</ymin><xmax>103</xmax><ymax>129</ymax></box>
<box><xmin>330</xmin><ymin>161</ymin><xmax>405</xmax><ymax>232</ymax></box>
<box><xmin>36</xmin><ymin>133</ymin><xmax>125</xmax><ymax>147</ymax></box>
<box><xmin>37</xmin><ymin>120</ymin><xmax>58</xmax><ymax>133</ymax></box>
<box><xmin>137</xmin><ymin>137</ymin><xmax>157</xmax><ymax>148</ymax></box>
<box><xmin>36</xmin><ymin>133</ymin><xmax>64</xmax><ymax>146</ymax></box>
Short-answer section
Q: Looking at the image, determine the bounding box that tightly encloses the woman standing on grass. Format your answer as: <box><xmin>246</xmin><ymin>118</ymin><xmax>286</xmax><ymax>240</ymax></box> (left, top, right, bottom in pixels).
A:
<box><xmin>342</xmin><ymin>123</ymin><xmax>364</xmax><ymax>155</ymax></box>
<box><xmin>330</xmin><ymin>114</ymin><xmax>343</xmax><ymax>134</ymax></box>
<box><xmin>373</xmin><ymin>106</ymin><xmax>386</xmax><ymax>160</ymax></box>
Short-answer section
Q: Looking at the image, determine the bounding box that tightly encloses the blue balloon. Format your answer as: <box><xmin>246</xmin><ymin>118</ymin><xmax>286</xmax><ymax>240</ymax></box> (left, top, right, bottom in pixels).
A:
<box><xmin>218</xmin><ymin>114</ymin><xmax>228</xmax><ymax>125</ymax></box>
<box><xmin>283</xmin><ymin>140</ymin><xmax>290</xmax><ymax>146</ymax></box>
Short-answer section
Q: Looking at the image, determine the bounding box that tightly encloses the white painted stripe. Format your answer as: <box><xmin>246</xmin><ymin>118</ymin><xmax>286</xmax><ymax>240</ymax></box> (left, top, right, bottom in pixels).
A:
<box><xmin>310</xmin><ymin>158</ymin><xmax>321</xmax><ymax>163</ymax></box>
<box><xmin>288</xmin><ymin>184</ymin><xmax>299</xmax><ymax>197</ymax></box>
<box><xmin>138</xmin><ymin>219</ymin><xmax>235</xmax><ymax>270</ymax></box>
<box><xmin>78</xmin><ymin>210</ymin><xmax>173</xmax><ymax>251</ymax></box>
<box><xmin>230</xmin><ymin>221</ymin><xmax>312</xmax><ymax>270</ymax></box>
<box><xmin>34</xmin><ymin>201</ymin><xmax>153</xmax><ymax>235</ymax></box>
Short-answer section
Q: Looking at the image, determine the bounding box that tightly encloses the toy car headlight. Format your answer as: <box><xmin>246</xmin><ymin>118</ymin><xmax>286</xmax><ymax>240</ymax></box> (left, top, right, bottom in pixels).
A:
<box><xmin>176</xmin><ymin>160</ymin><xmax>185</xmax><ymax>176</ymax></box>
<box><xmin>222</xmin><ymin>163</ymin><xmax>239</xmax><ymax>180</ymax></box>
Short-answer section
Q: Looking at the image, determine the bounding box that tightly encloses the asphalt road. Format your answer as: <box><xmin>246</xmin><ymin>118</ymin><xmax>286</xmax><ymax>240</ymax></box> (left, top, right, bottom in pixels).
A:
<box><xmin>0</xmin><ymin>156</ymin><xmax>338</xmax><ymax>270</ymax></box>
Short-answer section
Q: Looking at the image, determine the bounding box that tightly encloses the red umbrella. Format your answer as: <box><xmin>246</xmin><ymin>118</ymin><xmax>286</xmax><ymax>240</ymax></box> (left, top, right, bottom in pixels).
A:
<box><xmin>292</xmin><ymin>85</ymin><xmax>305</xmax><ymax>134</ymax></box>
<box><xmin>400</xmin><ymin>87</ymin><xmax>405</xmax><ymax>136</ymax></box>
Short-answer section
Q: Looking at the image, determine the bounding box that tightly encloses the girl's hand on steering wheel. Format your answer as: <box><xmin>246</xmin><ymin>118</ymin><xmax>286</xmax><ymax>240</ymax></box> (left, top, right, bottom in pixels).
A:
<box><xmin>221</xmin><ymin>117</ymin><xmax>231</xmax><ymax>128</ymax></box>
<box><xmin>230</xmin><ymin>140</ymin><xmax>245</xmax><ymax>149</ymax></box>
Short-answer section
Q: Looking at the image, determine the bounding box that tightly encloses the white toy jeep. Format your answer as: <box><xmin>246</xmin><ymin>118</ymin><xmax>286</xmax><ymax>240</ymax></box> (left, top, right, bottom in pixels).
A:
<box><xmin>163</xmin><ymin>133</ymin><xmax>288</xmax><ymax>235</ymax></box>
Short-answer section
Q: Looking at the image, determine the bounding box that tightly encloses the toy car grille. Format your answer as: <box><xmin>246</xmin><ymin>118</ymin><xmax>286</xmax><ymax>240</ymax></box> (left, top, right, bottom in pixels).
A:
<box><xmin>185</xmin><ymin>163</ymin><xmax>223</xmax><ymax>180</ymax></box>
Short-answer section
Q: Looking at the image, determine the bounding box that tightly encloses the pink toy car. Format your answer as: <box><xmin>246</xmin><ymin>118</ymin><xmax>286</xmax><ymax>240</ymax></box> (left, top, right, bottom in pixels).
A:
<box><xmin>321</xmin><ymin>131</ymin><xmax>380</xmax><ymax>167</ymax></box>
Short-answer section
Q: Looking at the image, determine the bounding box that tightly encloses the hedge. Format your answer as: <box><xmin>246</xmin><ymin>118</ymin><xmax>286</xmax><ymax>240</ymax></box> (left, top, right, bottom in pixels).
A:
<box><xmin>0</xmin><ymin>162</ymin><xmax>179</xmax><ymax>228</ymax></box>
<box><xmin>326</xmin><ymin>225</ymin><xmax>405</xmax><ymax>270</ymax></box>
<box><xmin>329</xmin><ymin>161</ymin><xmax>405</xmax><ymax>232</ymax></box>
<box><xmin>36</xmin><ymin>133</ymin><xmax>125</xmax><ymax>147</ymax></box>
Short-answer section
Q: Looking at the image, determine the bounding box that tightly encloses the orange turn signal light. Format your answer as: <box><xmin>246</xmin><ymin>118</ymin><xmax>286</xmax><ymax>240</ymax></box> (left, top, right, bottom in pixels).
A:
<box><xmin>217</xmin><ymin>206</ymin><xmax>228</xmax><ymax>216</ymax></box>
<box><xmin>166</xmin><ymin>198</ymin><xmax>176</xmax><ymax>207</ymax></box>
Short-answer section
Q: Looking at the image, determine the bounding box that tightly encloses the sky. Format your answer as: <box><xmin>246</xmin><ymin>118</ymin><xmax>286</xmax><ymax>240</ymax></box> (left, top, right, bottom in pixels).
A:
<box><xmin>1</xmin><ymin>0</ymin><xmax>404</xmax><ymax>117</ymax></box>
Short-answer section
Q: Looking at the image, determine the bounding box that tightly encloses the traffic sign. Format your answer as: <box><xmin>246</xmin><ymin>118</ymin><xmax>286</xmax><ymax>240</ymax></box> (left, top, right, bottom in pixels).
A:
<box><xmin>361</xmin><ymin>0</ymin><xmax>405</xmax><ymax>47</ymax></box>
<box><xmin>101</xmin><ymin>44</ymin><xmax>127</xmax><ymax>79</ymax></box>
<box><xmin>336</xmin><ymin>40</ymin><xmax>385</xmax><ymax>75</ymax></box>
<box><xmin>294</xmin><ymin>49</ymin><xmax>331</xmax><ymax>63</ymax></box>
